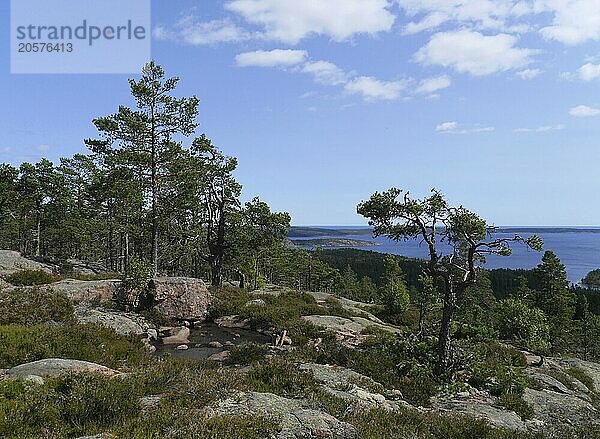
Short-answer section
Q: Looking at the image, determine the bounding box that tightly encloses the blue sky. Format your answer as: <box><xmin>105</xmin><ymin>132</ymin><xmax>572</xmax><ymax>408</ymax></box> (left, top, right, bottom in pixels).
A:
<box><xmin>1</xmin><ymin>0</ymin><xmax>600</xmax><ymax>226</ymax></box>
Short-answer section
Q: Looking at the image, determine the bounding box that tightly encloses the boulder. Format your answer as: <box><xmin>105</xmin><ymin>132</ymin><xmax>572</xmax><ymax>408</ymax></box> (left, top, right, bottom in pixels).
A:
<box><xmin>151</xmin><ymin>277</ymin><xmax>212</xmax><ymax>321</ymax></box>
<box><xmin>433</xmin><ymin>393</ymin><xmax>528</xmax><ymax>431</ymax></box>
<box><xmin>252</xmin><ymin>286</ymin><xmax>383</xmax><ymax>324</ymax></box>
<box><xmin>302</xmin><ymin>315</ymin><xmax>402</xmax><ymax>335</ymax></box>
<box><xmin>523</xmin><ymin>388</ymin><xmax>598</xmax><ymax>426</ymax></box>
<box><xmin>208</xmin><ymin>351</ymin><xmax>230</xmax><ymax>362</ymax></box>
<box><xmin>558</xmin><ymin>358</ymin><xmax>600</xmax><ymax>391</ymax></box>
<box><xmin>300</xmin><ymin>363</ymin><xmax>407</xmax><ymax>411</ymax></box>
<box><xmin>162</xmin><ymin>326</ymin><xmax>190</xmax><ymax>345</ymax></box>
<box><xmin>245</xmin><ymin>298</ymin><xmax>266</xmax><ymax>307</ymax></box>
<box><xmin>75</xmin><ymin>307</ymin><xmax>147</xmax><ymax>336</ymax></box>
<box><xmin>176</xmin><ymin>344</ymin><xmax>189</xmax><ymax>350</ymax></box>
<box><xmin>0</xmin><ymin>250</ymin><xmax>54</xmax><ymax>276</ymax></box>
<box><xmin>37</xmin><ymin>279</ymin><xmax>120</xmax><ymax>302</ymax></box>
<box><xmin>213</xmin><ymin>392</ymin><xmax>358</xmax><ymax>439</ymax></box>
<box><xmin>7</xmin><ymin>359</ymin><xmax>118</xmax><ymax>378</ymax></box>
<box><xmin>214</xmin><ymin>315</ymin><xmax>252</xmax><ymax>329</ymax></box>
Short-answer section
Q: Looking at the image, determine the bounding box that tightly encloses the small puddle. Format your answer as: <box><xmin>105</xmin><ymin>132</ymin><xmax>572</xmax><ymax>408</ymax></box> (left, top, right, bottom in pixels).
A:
<box><xmin>154</xmin><ymin>322</ymin><xmax>272</xmax><ymax>360</ymax></box>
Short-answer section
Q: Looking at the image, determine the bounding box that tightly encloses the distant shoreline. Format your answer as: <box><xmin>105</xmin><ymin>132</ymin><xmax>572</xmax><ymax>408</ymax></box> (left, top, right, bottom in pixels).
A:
<box><xmin>290</xmin><ymin>238</ymin><xmax>379</xmax><ymax>248</ymax></box>
<box><xmin>288</xmin><ymin>225</ymin><xmax>600</xmax><ymax>238</ymax></box>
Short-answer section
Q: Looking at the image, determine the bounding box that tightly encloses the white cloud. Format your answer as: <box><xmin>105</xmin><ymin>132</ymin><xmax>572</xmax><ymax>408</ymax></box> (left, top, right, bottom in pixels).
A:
<box><xmin>344</xmin><ymin>76</ymin><xmax>408</xmax><ymax>101</ymax></box>
<box><xmin>397</xmin><ymin>0</ymin><xmax>600</xmax><ymax>46</ymax></box>
<box><xmin>37</xmin><ymin>145</ymin><xmax>50</xmax><ymax>153</ymax></box>
<box><xmin>415</xmin><ymin>30</ymin><xmax>535</xmax><ymax>76</ymax></box>
<box><xmin>436</xmin><ymin>121</ymin><xmax>495</xmax><ymax>133</ymax></box>
<box><xmin>415</xmin><ymin>75</ymin><xmax>451</xmax><ymax>94</ymax></box>
<box><xmin>513</xmin><ymin>124</ymin><xmax>565</xmax><ymax>132</ymax></box>
<box><xmin>436</xmin><ymin>121</ymin><xmax>458</xmax><ymax>132</ymax></box>
<box><xmin>416</xmin><ymin>32</ymin><xmax>529</xmax><ymax>76</ymax></box>
<box><xmin>569</xmin><ymin>105</ymin><xmax>600</xmax><ymax>117</ymax></box>
<box><xmin>540</xmin><ymin>0</ymin><xmax>600</xmax><ymax>45</ymax></box>
<box><xmin>154</xmin><ymin>17</ymin><xmax>248</xmax><ymax>45</ymax></box>
<box><xmin>578</xmin><ymin>63</ymin><xmax>600</xmax><ymax>81</ymax></box>
<box><xmin>0</xmin><ymin>147</ymin><xmax>11</xmax><ymax>154</ymax></box>
<box><xmin>516</xmin><ymin>68</ymin><xmax>542</xmax><ymax>79</ymax></box>
<box><xmin>235</xmin><ymin>49</ymin><xmax>308</xmax><ymax>67</ymax></box>
<box><xmin>398</xmin><ymin>0</ymin><xmax>529</xmax><ymax>35</ymax></box>
<box><xmin>302</xmin><ymin>61</ymin><xmax>348</xmax><ymax>85</ymax></box>
<box><xmin>225</xmin><ymin>0</ymin><xmax>395</xmax><ymax>44</ymax></box>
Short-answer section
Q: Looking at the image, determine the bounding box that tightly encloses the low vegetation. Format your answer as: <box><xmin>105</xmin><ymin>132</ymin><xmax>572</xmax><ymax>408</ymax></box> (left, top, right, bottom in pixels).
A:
<box><xmin>4</xmin><ymin>269</ymin><xmax>56</xmax><ymax>286</ymax></box>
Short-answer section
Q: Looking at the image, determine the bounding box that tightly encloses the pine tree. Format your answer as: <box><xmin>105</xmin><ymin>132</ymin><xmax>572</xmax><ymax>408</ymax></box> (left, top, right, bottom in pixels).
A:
<box><xmin>86</xmin><ymin>61</ymin><xmax>199</xmax><ymax>275</ymax></box>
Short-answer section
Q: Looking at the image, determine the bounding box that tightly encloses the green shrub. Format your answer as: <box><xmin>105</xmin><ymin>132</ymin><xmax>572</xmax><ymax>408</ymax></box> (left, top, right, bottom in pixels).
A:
<box><xmin>347</xmin><ymin>407</ymin><xmax>539</xmax><ymax>439</ymax></box>
<box><xmin>211</xmin><ymin>287</ymin><xmax>331</xmax><ymax>344</ymax></box>
<box><xmin>123</xmin><ymin>257</ymin><xmax>153</xmax><ymax>310</ymax></box>
<box><xmin>244</xmin><ymin>357</ymin><xmax>319</xmax><ymax>398</ymax></box>
<box><xmin>565</xmin><ymin>367</ymin><xmax>595</xmax><ymax>392</ymax></box>
<box><xmin>468</xmin><ymin>343</ymin><xmax>529</xmax><ymax>397</ymax></box>
<box><xmin>0</xmin><ymin>289</ymin><xmax>74</xmax><ymax>325</ymax></box>
<box><xmin>226</xmin><ymin>343</ymin><xmax>270</xmax><ymax>366</ymax></box>
<box><xmin>0</xmin><ymin>324</ymin><xmax>145</xmax><ymax>369</ymax></box>
<box><xmin>56</xmin><ymin>374</ymin><xmax>140</xmax><ymax>431</ymax></box>
<box><xmin>0</xmin><ymin>381</ymin><xmax>62</xmax><ymax>438</ymax></box>
<box><xmin>113</xmin><ymin>407</ymin><xmax>278</xmax><ymax>439</ymax></box>
<box><xmin>130</xmin><ymin>358</ymin><xmax>244</xmax><ymax>408</ymax></box>
<box><xmin>0</xmin><ymin>373</ymin><xmax>142</xmax><ymax>438</ymax></box>
<box><xmin>497</xmin><ymin>393</ymin><xmax>534</xmax><ymax>420</ymax></box>
<box><xmin>140</xmin><ymin>308</ymin><xmax>171</xmax><ymax>327</ymax></box>
<box><xmin>4</xmin><ymin>269</ymin><xmax>56</xmax><ymax>286</ymax></box>
<box><xmin>494</xmin><ymin>298</ymin><xmax>550</xmax><ymax>352</ymax></box>
<box><xmin>303</xmin><ymin>331</ymin><xmax>439</xmax><ymax>406</ymax></box>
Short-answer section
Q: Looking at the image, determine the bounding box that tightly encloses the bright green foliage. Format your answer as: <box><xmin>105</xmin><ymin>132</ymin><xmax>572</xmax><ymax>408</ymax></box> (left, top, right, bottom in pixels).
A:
<box><xmin>210</xmin><ymin>286</ymin><xmax>333</xmax><ymax>344</ymax></box>
<box><xmin>0</xmin><ymin>289</ymin><xmax>74</xmax><ymax>325</ymax></box>
<box><xmin>0</xmin><ymin>324</ymin><xmax>144</xmax><ymax>369</ymax></box>
<box><xmin>469</xmin><ymin>343</ymin><xmax>528</xmax><ymax>398</ymax></box>
<box><xmin>496</xmin><ymin>394</ymin><xmax>534</xmax><ymax>421</ymax></box>
<box><xmin>494</xmin><ymin>298</ymin><xmax>550</xmax><ymax>351</ymax></box>
<box><xmin>565</xmin><ymin>367</ymin><xmax>595</xmax><ymax>391</ymax></box>
<box><xmin>306</xmin><ymin>330</ymin><xmax>438</xmax><ymax>406</ymax></box>
<box><xmin>123</xmin><ymin>256</ymin><xmax>153</xmax><ymax>309</ymax></box>
<box><xmin>4</xmin><ymin>269</ymin><xmax>56</xmax><ymax>286</ymax></box>
<box><xmin>244</xmin><ymin>357</ymin><xmax>319</xmax><ymax>398</ymax></box>
<box><xmin>456</xmin><ymin>271</ymin><xmax>498</xmax><ymax>341</ymax></box>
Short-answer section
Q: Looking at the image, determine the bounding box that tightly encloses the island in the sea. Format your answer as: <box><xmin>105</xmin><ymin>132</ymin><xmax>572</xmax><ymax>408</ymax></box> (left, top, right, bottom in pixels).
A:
<box><xmin>290</xmin><ymin>238</ymin><xmax>379</xmax><ymax>248</ymax></box>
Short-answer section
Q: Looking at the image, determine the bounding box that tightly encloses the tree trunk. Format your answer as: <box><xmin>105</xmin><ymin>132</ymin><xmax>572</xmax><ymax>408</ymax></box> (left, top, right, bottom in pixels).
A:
<box><xmin>418</xmin><ymin>301</ymin><xmax>425</xmax><ymax>340</ymax></box>
<box><xmin>35</xmin><ymin>210</ymin><xmax>41</xmax><ymax>257</ymax></box>
<box><xmin>151</xmin><ymin>144</ymin><xmax>158</xmax><ymax>277</ymax></box>
<box><xmin>211</xmin><ymin>256</ymin><xmax>223</xmax><ymax>287</ymax></box>
<box><xmin>436</xmin><ymin>286</ymin><xmax>456</xmax><ymax>375</ymax></box>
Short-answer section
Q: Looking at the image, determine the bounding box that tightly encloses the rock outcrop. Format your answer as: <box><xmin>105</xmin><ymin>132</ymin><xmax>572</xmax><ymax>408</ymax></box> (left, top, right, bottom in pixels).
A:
<box><xmin>151</xmin><ymin>277</ymin><xmax>212</xmax><ymax>321</ymax></box>
<box><xmin>5</xmin><ymin>279</ymin><xmax>121</xmax><ymax>302</ymax></box>
<box><xmin>213</xmin><ymin>391</ymin><xmax>358</xmax><ymax>439</ymax></box>
<box><xmin>0</xmin><ymin>250</ymin><xmax>54</xmax><ymax>276</ymax></box>
<box><xmin>432</xmin><ymin>391</ymin><xmax>528</xmax><ymax>431</ymax></box>
<box><xmin>214</xmin><ymin>315</ymin><xmax>252</xmax><ymax>329</ymax></box>
<box><xmin>7</xmin><ymin>358</ymin><xmax>118</xmax><ymax>378</ymax></box>
<box><xmin>162</xmin><ymin>326</ymin><xmax>190</xmax><ymax>345</ymax></box>
<box><xmin>302</xmin><ymin>315</ymin><xmax>402</xmax><ymax>336</ymax></box>
<box><xmin>75</xmin><ymin>306</ymin><xmax>148</xmax><ymax>335</ymax></box>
